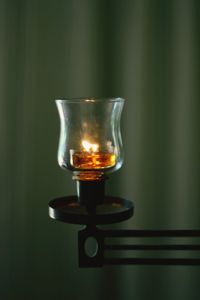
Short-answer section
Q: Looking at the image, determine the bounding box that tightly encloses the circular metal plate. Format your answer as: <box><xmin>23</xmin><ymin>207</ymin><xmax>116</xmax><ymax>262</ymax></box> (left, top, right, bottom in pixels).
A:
<box><xmin>49</xmin><ymin>196</ymin><xmax>134</xmax><ymax>225</ymax></box>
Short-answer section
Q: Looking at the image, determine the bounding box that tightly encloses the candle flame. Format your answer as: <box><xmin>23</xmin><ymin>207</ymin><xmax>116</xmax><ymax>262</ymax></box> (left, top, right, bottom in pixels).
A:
<box><xmin>82</xmin><ymin>140</ymin><xmax>99</xmax><ymax>152</ymax></box>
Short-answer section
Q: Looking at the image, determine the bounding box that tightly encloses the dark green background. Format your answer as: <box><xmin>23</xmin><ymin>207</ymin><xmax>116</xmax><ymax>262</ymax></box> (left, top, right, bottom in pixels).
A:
<box><xmin>1</xmin><ymin>0</ymin><xmax>200</xmax><ymax>299</ymax></box>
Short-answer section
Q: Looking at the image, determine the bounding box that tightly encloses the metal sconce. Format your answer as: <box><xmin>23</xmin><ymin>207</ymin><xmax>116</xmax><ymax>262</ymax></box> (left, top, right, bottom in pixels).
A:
<box><xmin>49</xmin><ymin>97</ymin><xmax>200</xmax><ymax>267</ymax></box>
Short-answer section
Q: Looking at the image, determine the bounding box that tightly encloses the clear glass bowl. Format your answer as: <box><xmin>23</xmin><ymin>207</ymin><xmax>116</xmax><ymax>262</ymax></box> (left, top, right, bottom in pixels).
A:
<box><xmin>56</xmin><ymin>97</ymin><xmax>125</xmax><ymax>180</ymax></box>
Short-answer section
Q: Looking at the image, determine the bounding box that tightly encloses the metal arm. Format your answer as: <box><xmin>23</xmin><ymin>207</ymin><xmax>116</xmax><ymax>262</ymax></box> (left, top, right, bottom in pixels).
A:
<box><xmin>78</xmin><ymin>227</ymin><xmax>200</xmax><ymax>267</ymax></box>
<box><xmin>48</xmin><ymin>194</ymin><xmax>200</xmax><ymax>268</ymax></box>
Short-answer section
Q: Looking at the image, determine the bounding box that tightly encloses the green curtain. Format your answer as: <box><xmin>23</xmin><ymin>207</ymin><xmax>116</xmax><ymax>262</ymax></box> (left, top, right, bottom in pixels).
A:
<box><xmin>1</xmin><ymin>0</ymin><xmax>200</xmax><ymax>299</ymax></box>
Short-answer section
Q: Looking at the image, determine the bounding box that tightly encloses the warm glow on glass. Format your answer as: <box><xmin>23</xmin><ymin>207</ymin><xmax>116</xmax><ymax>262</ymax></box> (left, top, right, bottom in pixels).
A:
<box><xmin>56</xmin><ymin>97</ymin><xmax>124</xmax><ymax>181</ymax></box>
<box><xmin>71</xmin><ymin>150</ymin><xmax>116</xmax><ymax>169</ymax></box>
<box><xmin>82</xmin><ymin>140</ymin><xmax>99</xmax><ymax>153</ymax></box>
<box><xmin>69</xmin><ymin>139</ymin><xmax>116</xmax><ymax>180</ymax></box>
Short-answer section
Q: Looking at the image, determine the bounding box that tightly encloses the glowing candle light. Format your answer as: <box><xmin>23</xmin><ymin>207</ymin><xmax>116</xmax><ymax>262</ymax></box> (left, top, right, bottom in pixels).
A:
<box><xmin>82</xmin><ymin>140</ymin><xmax>99</xmax><ymax>153</ymax></box>
<box><xmin>56</xmin><ymin>97</ymin><xmax>124</xmax><ymax>181</ymax></box>
<box><xmin>70</xmin><ymin>139</ymin><xmax>116</xmax><ymax>170</ymax></box>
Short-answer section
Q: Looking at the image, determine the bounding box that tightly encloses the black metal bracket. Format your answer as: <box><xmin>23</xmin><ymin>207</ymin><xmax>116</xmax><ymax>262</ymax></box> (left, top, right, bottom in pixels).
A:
<box><xmin>49</xmin><ymin>190</ymin><xmax>200</xmax><ymax>268</ymax></box>
<box><xmin>78</xmin><ymin>227</ymin><xmax>200</xmax><ymax>267</ymax></box>
<box><xmin>78</xmin><ymin>226</ymin><xmax>104</xmax><ymax>267</ymax></box>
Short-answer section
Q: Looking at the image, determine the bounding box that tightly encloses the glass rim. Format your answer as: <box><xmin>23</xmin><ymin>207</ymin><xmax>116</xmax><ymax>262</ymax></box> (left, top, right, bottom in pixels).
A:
<box><xmin>55</xmin><ymin>97</ymin><xmax>125</xmax><ymax>104</ymax></box>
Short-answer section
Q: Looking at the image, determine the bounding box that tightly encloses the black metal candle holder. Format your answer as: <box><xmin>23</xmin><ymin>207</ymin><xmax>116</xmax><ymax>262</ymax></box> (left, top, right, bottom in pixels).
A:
<box><xmin>49</xmin><ymin>180</ymin><xmax>200</xmax><ymax>268</ymax></box>
<box><xmin>51</xmin><ymin>97</ymin><xmax>200</xmax><ymax>267</ymax></box>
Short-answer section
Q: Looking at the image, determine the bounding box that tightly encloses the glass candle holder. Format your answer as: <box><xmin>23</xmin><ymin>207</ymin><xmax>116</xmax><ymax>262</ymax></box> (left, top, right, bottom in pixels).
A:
<box><xmin>50</xmin><ymin>97</ymin><xmax>133</xmax><ymax>221</ymax></box>
<box><xmin>56</xmin><ymin>97</ymin><xmax>125</xmax><ymax>181</ymax></box>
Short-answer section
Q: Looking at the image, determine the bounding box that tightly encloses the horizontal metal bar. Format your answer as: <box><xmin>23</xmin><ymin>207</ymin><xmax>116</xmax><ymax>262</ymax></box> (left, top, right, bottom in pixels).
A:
<box><xmin>104</xmin><ymin>258</ymin><xmax>200</xmax><ymax>265</ymax></box>
<box><xmin>104</xmin><ymin>244</ymin><xmax>200</xmax><ymax>251</ymax></box>
<box><xmin>102</xmin><ymin>229</ymin><xmax>200</xmax><ymax>238</ymax></box>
